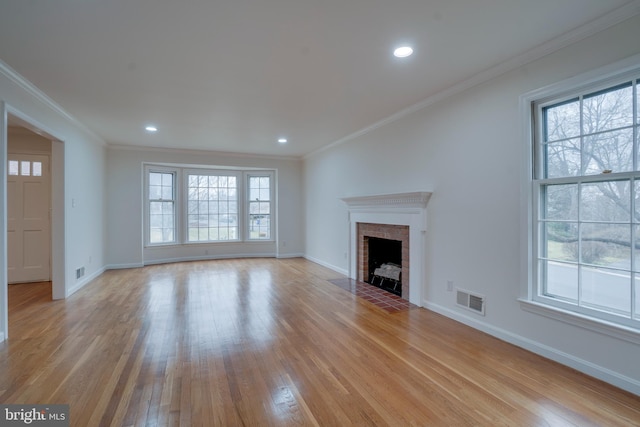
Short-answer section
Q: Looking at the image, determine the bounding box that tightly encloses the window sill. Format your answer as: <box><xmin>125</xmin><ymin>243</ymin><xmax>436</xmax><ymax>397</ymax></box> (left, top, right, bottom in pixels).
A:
<box><xmin>145</xmin><ymin>240</ymin><xmax>276</xmax><ymax>249</ymax></box>
<box><xmin>519</xmin><ymin>299</ymin><xmax>640</xmax><ymax>345</ymax></box>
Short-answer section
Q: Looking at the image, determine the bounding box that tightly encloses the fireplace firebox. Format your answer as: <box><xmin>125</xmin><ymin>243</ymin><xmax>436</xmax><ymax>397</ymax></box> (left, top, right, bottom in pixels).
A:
<box><xmin>367</xmin><ymin>237</ymin><xmax>402</xmax><ymax>296</ymax></box>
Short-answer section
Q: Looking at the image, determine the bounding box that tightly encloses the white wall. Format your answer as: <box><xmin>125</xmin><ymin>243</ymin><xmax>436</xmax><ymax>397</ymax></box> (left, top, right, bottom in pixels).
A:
<box><xmin>106</xmin><ymin>146</ymin><xmax>304</xmax><ymax>268</ymax></box>
<box><xmin>303</xmin><ymin>15</ymin><xmax>640</xmax><ymax>394</ymax></box>
<box><xmin>0</xmin><ymin>62</ymin><xmax>107</xmax><ymax>339</ymax></box>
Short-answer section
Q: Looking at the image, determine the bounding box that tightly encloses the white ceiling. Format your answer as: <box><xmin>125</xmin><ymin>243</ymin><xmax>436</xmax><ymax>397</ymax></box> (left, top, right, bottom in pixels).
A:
<box><xmin>0</xmin><ymin>0</ymin><xmax>638</xmax><ymax>157</ymax></box>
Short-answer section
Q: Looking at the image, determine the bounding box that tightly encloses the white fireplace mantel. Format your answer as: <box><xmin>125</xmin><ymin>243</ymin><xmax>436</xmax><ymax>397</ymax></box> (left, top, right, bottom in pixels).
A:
<box><xmin>341</xmin><ymin>192</ymin><xmax>432</xmax><ymax>211</ymax></box>
<box><xmin>341</xmin><ymin>192</ymin><xmax>432</xmax><ymax>307</ymax></box>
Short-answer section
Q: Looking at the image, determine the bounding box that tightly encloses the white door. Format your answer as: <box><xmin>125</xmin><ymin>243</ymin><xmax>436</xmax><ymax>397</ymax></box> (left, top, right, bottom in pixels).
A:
<box><xmin>7</xmin><ymin>154</ymin><xmax>51</xmax><ymax>283</ymax></box>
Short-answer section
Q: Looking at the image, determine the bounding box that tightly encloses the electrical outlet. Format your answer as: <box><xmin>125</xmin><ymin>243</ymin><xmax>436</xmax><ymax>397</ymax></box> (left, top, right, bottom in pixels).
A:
<box><xmin>447</xmin><ymin>280</ymin><xmax>454</xmax><ymax>292</ymax></box>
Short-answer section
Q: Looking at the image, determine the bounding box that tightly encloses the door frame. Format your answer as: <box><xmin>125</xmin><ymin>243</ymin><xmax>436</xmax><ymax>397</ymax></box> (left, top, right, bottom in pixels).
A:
<box><xmin>1</xmin><ymin>101</ymin><xmax>66</xmax><ymax>340</ymax></box>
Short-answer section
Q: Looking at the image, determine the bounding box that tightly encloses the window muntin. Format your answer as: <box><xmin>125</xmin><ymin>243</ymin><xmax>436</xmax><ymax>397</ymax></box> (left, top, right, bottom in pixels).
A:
<box><xmin>248</xmin><ymin>175</ymin><xmax>272</xmax><ymax>240</ymax></box>
<box><xmin>187</xmin><ymin>173</ymin><xmax>239</xmax><ymax>242</ymax></box>
<box><xmin>535</xmin><ymin>77</ymin><xmax>640</xmax><ymax>328</ymax></box>
<box><xmin>148</xmin><ymin>171</ymin><xmax>176</xmax><ymax>244</ymax></box>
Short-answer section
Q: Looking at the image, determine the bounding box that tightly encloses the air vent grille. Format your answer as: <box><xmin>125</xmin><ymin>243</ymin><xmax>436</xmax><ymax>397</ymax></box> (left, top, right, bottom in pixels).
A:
<box><xmin>456</xmin><ymin>289</ymin><xmax>485</xmax><ymax>316</ymax></box>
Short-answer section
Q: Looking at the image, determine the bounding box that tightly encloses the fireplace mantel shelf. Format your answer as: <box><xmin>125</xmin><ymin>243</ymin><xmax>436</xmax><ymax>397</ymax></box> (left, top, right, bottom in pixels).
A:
<box><xmin>341</xmin><ymin>192</ymin><xmax>432</xmax><ymax>210</ymax></box>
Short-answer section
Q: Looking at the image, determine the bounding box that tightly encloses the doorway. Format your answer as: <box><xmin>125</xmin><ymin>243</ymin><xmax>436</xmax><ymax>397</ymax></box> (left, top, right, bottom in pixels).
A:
<box><xmin>7</xmin><ymin>131</ymin><xmax>52</xmax><ymax>284</ymax></box>
<box><xmin>2</xmin><ymin>108</ymin><xmax>66</xmax><ymax>341</ymax></box>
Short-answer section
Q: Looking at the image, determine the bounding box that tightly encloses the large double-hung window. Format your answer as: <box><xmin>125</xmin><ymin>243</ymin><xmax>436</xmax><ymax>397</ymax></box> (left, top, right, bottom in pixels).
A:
<box><xmin>532</xmin><ymin>72</ymin><xmax>640</xmax><ymax>330</ymax></box>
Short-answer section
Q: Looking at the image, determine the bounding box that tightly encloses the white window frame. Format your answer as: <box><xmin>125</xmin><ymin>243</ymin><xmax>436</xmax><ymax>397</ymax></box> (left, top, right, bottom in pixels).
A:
<box><xmin>144</xmin><ymin>164</ymin><xmax>275</xmax><ymax>247</ymax></box>
<box><xmin>145</xmin><ymin>165</ymin><xmax>179</xmax><ymax>246</ymax></box>
<box><xmin>520</xmin><ymin>55</ymin><xmax>640</xmax><ymax>343</ymax></box>
<box><xmin>184</xmin><ymin>168</ymin><xmax>242</xmax><ymax>243</ymax></box>
<box><xmin>245</xmin><ymin>171</ymin><xmax>275</xmax><ymax>241</ymax></box>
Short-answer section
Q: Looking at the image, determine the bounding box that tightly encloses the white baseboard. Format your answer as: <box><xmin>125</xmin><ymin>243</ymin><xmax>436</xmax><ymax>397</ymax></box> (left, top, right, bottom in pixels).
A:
<box><xmin>104</xmin><ymin>262</ymin><xmax>145</xmax><ymax>270</ymax></box>
<box><xmin>66</xmin><ymin>266</ymin><xmax>106</xmax><ymax>297</ymax></box>
<box><xmin>303</xmin><ymin>255</ymin><xmax>349</xmax><ymax>276</ymax></box>
<box><xmin>276</xmin><ymin>252</ymin><xmax>305</xmax><ymax>259</ymax></box>
<box><xmin>143</xmin><ymin>252</ymin><xmax>277</xmax><ymax>266</ymax></box>
<box><xmin>423</xmin><ymin>300</ymin><xmax>640</xmax><ymax>397</ymax></box>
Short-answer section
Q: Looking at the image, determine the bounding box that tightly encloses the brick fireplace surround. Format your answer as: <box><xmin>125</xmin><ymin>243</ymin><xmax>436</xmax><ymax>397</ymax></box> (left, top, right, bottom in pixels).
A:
<box><xmin>342</xmin><ymin>192</ymin><xmax>432</xmax><ymax>307</ymax></box>
<box><xmin>358</xmin><ymin>223</ymin><xmax>410</xmax><ymax>299</ymax></box>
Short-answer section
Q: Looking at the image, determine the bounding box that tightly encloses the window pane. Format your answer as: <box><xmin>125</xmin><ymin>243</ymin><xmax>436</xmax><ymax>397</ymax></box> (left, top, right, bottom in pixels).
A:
<box><xmin>583</xmin><ymin>83</ymin><xmax>633</xmax><ymax>134</ymax></box>
<box><xmin>581</xmin><ymin>181</ymin><xmax>630</xmax><ymax>222</ymax></box>
<box><xmin>8</xmin><ymin>160</ymin><xmax>18</xmax><ymax>175</ymax></box>
<box><xmin>544</xmin><ymin>139</ymin><xmax>581</xmax><ymax>178</ymax></box>
<box><xmin>150</xmin><ymin>201</ymin><xmax>162</xmax><ymax>214</ymax></box>
<box><xmin>544</xmin><ymin>99</ymin><xmax>580</xmax><ymax>142</ymax></box>
<box><xmin>544</xmin><ymin>184</ymin><xmax>578</xmax><ymax>220</ymax></box>
<box><xmin>21</xmin><ymin>161</ymin><xmax>30</xmax><ymax>176</ymax></box>
<box><xmin>32</xmin><ymin>162</ymin><xmax>42</xmax><ymax>176</ymax></box>
<box><xmin>162</xmin><ymin>185</ymin><xmax>173</xmax><ymax>200</ymax></box>
<box><xmin>542</xmin><ymin>260</ymin><xmax>578</xmax><ymax>301</ymax></box>
<box><xmin>582</xmin><ymin>129</ymin><xmax>633</xmax><ymax>175</ymax></box>
<box><xmin>544</xmin><ymin>222</ymin><xmax>578</xmax><ymax>262</ymax></box>
<box><xmin>637</xmin><ymin>80</ymin><xmax>639</xmax><ymax>124</ymax></box>
<box><xmin>150</xmin><ymin>173</ymin><xmax>162</xmax><ymax>186</ymax></box>
<box><xmin>581</xmin><ymin>224</ymin><xmax>630</xmax><ymax>269</ymax></box>
<box><xmin>581</xmin><ymin>266</ymin><xmax>630</xmax><ymax>316</ymax></box>
<box><xmin>635</xmin><ymin>274</ymin><xmax>640</xmax><ymax>320</ymax></box>
<box><xmin>162</xmin><ymin>173</ymin><xmax>173</xmax><ymax>187</ymax></box>
<box><xmin>149</xmin><ymin>185</ymin><xmax>162</xmax><ymax>200</ymax></box>
<box><xmin>150</xmin><ymin>214</ymin><xmax>162</xmax><ymax>228</ymax></box>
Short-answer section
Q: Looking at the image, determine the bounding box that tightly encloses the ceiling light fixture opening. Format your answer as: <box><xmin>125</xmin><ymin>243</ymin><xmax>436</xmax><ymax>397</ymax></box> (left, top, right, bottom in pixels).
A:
<box><xmin>393</xmin><ymin>46</ymin><xmax>413</xmax><ymax>58</ymax></box>
<box><xmin>278</xmin><ymin>138</ymin><xmax>288</xmax><ymax>144</ymax></box>
<box><xmin>145</xmin><ymin>125</ymin><xmax>158</xmax><ymax>132</ymax></box>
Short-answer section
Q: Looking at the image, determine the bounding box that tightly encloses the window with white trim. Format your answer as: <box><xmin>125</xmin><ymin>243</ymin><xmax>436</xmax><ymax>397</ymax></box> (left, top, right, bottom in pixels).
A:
<box><xmin>187</xmin><ymin>172</ymin><xmax>239</xmax><ymax>242</ymax></box>
<box><xmin>145</xmin><ymin>165</ymin><xmax>274</xmax><ymax>245</ymax></box>
<box><xmin>247</xmin><ymin>172</ymin><xmax>273</xmax><ymax>240</ymax></box>
<box><xmin>533</xmin><ymin>74</ymin><xmax>640</xmax><ymax>329</ymax></box>
<box><xmin>148</xmin><ymin>170</ymin><xmax>176</xmax><ymax>244</ymax></box>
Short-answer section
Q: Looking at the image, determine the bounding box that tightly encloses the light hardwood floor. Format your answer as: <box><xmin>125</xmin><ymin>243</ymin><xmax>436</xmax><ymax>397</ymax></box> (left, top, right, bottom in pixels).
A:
<box><xmin>1</xmin><ymin>258</ymin><xmax>639</xmax><ymax>426</ymax></box>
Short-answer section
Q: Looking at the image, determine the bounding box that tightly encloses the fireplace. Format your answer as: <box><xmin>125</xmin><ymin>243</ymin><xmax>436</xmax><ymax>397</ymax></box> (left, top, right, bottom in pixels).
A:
<box><xmin>359</xmin><ymin>224</ymin><xmax>409</xmax><ymax>298</ymax></box>
<box><xmin>342</xmin><ymin>192</ymin><xmax>432</xmax><ymax>306</ymax></box>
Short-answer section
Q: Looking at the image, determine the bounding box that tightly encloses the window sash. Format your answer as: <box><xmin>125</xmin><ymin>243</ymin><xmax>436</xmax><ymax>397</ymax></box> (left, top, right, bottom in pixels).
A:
<box><xmin>247</xmin><ymin>173</ymin><xmax>273</xmax><ymax>240</ymax></box>
<box><xmin>533</xmin><ymin>75</ymin><xmax>640</xmax><ymax>328</ymax></box>
<box><xmin>148</xmin><ymin>170</ymin><xmax>177</xmax><ymax>245</ymax></box>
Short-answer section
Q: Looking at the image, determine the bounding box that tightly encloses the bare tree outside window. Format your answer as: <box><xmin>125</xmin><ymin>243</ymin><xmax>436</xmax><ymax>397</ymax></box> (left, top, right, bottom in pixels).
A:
<box><xmin>537</xmin><ymin>78</ymin><xmax>640</xmax><ymax>323</ymax></box>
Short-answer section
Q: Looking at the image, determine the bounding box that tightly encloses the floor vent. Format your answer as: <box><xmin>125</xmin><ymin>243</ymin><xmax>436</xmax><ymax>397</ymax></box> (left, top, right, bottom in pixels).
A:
<box><xmin>456</xmin><ymin>289</ymin><xmax>485</xmax><ymax>316</ymax></box>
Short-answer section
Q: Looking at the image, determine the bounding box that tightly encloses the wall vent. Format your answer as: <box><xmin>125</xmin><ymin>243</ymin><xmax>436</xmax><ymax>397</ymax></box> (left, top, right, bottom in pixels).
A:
<box><xmin>456</xmin><ymin>289</ymin><xmax>485</xmax><ymax>316</ymax></box>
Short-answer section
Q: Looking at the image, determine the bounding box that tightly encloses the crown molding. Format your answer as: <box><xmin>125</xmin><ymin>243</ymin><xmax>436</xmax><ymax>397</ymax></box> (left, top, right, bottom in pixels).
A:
<box><xmin>107</xmin><ymin>143</ymin><xmax>301</xmax><ymax>162</ymax></box>
<box><xmin>0</xmin><ymin>59</ymin><xmax>105</xmax><ymax>144</ymax></box>
<box><xmin>305</xmin><ymin>0</ymin><xmax>640</xmax><ymax>159</ymax></box>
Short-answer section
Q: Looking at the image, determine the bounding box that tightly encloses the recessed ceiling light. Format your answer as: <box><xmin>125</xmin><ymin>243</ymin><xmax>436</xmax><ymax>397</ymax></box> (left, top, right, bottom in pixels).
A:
<box><xmin>393</xmin><ymin>46</ymin><xmax>413</xmax><ymax>58</ymax></box>
<box><xmin>278</xmin><ymin>138</ymin><xmax>288</xmax><ymax>144</ymax></box>
<box><xmin>145</xmin><ymin>125</ymin><xmax>158</xmax><ymax>132</ymax></box>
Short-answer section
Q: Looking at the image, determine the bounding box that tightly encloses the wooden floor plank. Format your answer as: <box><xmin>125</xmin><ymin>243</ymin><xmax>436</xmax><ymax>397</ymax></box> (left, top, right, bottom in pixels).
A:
<box><xmin>1</xmin><ymin>258</ymin><xmax>639</xmax><ymax>426</ymax></box>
